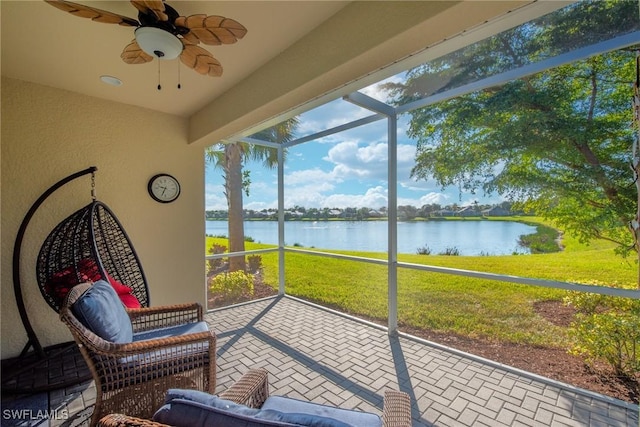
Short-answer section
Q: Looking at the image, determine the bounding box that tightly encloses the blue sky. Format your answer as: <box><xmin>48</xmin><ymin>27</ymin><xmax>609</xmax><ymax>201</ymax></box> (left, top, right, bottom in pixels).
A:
<box><xmin>204</xmin><ymin>79</ymin><xmax>504</xmax><ymax>211</ymax></box>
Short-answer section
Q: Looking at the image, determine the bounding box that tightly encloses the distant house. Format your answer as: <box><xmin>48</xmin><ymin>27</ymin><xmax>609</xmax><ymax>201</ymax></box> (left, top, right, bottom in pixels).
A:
<box><xmin>368</xmin><ymin>209</ymin><xmax>382</xmax><ymax>218</ymax></box>
<box><xmin>254</xmin><ymin>211</ymin><xmax>268</xmax><ymax>218</ymax></box>
<box><xmin>285</xmin><ymin>210</ymin><xmax>304</xmax><ymax>219</ymax></box>
<box><xmin>457</xmin><ymin>206</ymin><xmax>481</xmax><ymax>217</ymax></box>
<box><xmin>328</xmin><ymin>209</ymin><xmax>343</xmax><ymax>218</ymax></box>
<box><xmin>482</xmin><ymin>206</ymin><xmax>511</xmax><ymax>216</ymax></box>
<box><xmin>433</xmin><ymin>209</ymin><xmax>455</xmax><ymax>217</ymax></box>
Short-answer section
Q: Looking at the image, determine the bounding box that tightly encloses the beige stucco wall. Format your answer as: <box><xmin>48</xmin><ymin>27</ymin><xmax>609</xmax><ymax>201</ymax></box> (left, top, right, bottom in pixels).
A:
<box><xmin>1</xmin><ymin>77</ymin><xmax>205</xmax><ymax>359</ymax></box>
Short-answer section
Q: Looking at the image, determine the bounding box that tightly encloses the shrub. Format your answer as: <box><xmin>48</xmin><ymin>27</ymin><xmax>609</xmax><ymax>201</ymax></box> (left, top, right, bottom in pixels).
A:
<box><xmin>247</xmin><ymin>255</ymin><xmax>263</xmax><ymax>273</ymax></box>
<box><xmin>517</xmin><ymin>224</ymin><xmax>561</xmax><ymax>254</ymax></box>
<box><xmin>206</xmin><ymin>243</ymin><xmax>227</xmax><ymax>274</ymax></box>
<box><xmin>416</xmin><ymin>245</ymin><xmax>431</xmax><ymax>255</ymax></box>
<box><xmin>439</xmin><ymin>246</ymin><xmax>460</xmax><ymax>256</ymax></box>
<box><xmin>564</xmin><ymin>281</ymin><xmax>640</xmax><ymax>377</ymax></box>
<box><xmin>209</xmin><ymin>271</ymin><xmax>254</xmax><ymax>301</ymax></box>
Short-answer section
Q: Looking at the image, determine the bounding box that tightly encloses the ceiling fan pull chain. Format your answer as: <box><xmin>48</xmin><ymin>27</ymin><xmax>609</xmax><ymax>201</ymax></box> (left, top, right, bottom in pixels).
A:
<box><xmin>157</xmin><ymin>60</ymin><xmax>162</xmax><ymax>91</ymax></box>
<box><xmin>177</xmin><ymin>60</ymin><xmax>181</xmax><ymax>89</ymax></box>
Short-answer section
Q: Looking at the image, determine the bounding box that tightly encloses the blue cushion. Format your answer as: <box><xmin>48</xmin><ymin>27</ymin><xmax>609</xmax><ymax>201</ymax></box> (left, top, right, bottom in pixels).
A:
<box><xmin>153</xmin><ymin>390</ymin><xmax>356</xmax><ymax>427</ymax></box>
<box><xmin>165</xmin><ymin>389</ymin><xmax>259</xmax><ymax>415</ymax></box>
<box><xmin>133</xmin><ymin>321</ymin><xmax>210</xmax><ymax>341</ymax></box>
<box><xmin>262</xmin><ymin>396</ymin><xmax>381</xmax><ymax>427</ymax></box>
<box><xmin>117</xmin><ymin>325</ymin><xmax>211</xmax><ymax>375</ymax></box>
<box><xmin>154</xmin><ymin>399</ymin><xmax>292</xmax><ymax>427</ymax></box>
<box><xmin>255</xmin><ymin>410</ymin><xmax>352</xmax><ymax>427</ymax></box>
<box><xmin>72</xmin><ymin>280</ymin><xmax>132</xmax><ymax>343</ymax></box>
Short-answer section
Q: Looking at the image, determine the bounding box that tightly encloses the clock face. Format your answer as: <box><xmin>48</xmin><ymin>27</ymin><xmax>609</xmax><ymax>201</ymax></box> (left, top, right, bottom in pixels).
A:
<box><xmin>148</xmin><ymin>174</ymin><xmax>180</xmax><ymax>203</ymax></box>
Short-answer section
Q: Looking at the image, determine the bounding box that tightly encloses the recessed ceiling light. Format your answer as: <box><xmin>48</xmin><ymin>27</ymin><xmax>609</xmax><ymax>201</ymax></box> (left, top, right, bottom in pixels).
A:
<box><xmin>100</xmin><ymin>75</ymin><xmax>122</xmax><ymax>86</ymax></box>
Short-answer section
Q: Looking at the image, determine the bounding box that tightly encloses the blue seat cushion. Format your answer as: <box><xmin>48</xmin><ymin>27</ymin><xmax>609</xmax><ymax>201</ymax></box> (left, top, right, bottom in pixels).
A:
<box><xmin>127</xmin><ymin>322</ymin><xmax>211</xmax><ymax>366</ymax></box>
<box><xmin>255</xmin><ymin>410</ymin><xmax>352</xmax><ymax>427</ymax></box>
<box><xmin>153</xmin><ymin>389</ymin><xmax>356</xmax><ymax>427</ymax></box>
<box><xmin>133</xmin><ymin>321</ymin><xmax>210</xmax><ymax>341</ymax></box>
<box><xmin>100</xmin><ymin>324</ymin><xmax>212</xmax><ymax>392</ymax></box>
<box><xmin>72</xmin><ymin>280</ymin><xmax>133</xmax><ymax>343</ymax></box>
<box><xmin>166</xmin><ymin>388</ymin><xmax>256</xmax><ymax>409</ymax></box>
<box><xmin>154</xmin><ymin>399</ymin><xmax>290</xmax><ymax>427</ymax></box>
<box><xmin>262</xmin><ymin>396</ymin><xmax>381</xmax><ymax>427</ymax></box>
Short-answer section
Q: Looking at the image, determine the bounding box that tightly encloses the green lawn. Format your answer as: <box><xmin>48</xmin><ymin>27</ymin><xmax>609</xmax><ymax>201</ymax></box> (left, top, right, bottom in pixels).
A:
<box><xmin>206</xmin><ymin>217</ymin><xmax>637</xmax><ymax>349</ymax></box>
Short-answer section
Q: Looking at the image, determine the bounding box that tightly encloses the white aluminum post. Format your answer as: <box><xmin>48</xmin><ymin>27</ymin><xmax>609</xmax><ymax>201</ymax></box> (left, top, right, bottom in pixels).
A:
<box><xmin>388</xmin><ymin>114</ymin><xmax>398</xmax><ymax>334</ymax></box>
<box><xmin>278</xmin><ymin>144</ymin><xmax>286</xmax><ymax>295</ymax></box>
<box><xmin>343</xmin><ymin>92</ymin><xmax>398</xmax><ymax>335</ymax></box>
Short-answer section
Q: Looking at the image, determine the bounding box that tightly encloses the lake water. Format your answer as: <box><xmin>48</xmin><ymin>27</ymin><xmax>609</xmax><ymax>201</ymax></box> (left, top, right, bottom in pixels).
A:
<box><xmin>205</xmin><ymin>220</ymin><xmax>537</xmax><ymax>255</ymax></box>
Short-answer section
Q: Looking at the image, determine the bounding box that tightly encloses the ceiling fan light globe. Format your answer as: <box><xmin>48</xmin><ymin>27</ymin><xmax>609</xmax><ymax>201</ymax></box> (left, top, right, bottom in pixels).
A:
<box><xmin>135</xmin><ymin>27</ymin><xmax>183</xmax><ymax>60</ymax></box>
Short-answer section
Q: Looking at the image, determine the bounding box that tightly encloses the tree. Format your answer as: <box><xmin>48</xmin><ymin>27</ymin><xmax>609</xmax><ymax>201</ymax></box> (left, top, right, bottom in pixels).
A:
<box><xmin>398</xmin><ymin>205</ymin><xmax>418</xmax><ymax>221</ymax></box>
<box><xmin>206</xmin><ymin>118</ymin><xmax>299</xmax><ymax>271</ymax></box>
<box><xmin>384</xmin><ymin>1</ymin><xmax>639</xmax><ymax>267</ymax></box>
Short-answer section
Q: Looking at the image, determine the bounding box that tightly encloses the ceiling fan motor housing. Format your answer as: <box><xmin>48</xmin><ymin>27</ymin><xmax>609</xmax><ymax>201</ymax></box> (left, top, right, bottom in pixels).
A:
<box><xmin>134</xmin><ymin>26</ymin><xmax>183</xmax><ymax>59</ymax></box>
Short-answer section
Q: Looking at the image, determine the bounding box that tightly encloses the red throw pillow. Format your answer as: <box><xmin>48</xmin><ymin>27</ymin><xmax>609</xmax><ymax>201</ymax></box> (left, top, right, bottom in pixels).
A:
<box><xmin>46</xmin><ymin>266</ymin><xmax>91</xmax><ymax>305</ymax></box>
<box><xmin>108</xmin><ymin>277</ymin><xmax>141</xmax><ymax>308</ymax></box>
<box><xmin>77</xmin><ymin>259</ymin><xmax>141</xmax><ymax>308</ymax></box>
<box><xmin>77</xmin><ymin>259</ymin><xmax>102</xmax><ymax>281</ymax></box>
<box><xmin>118</xmin><ymin>293</ymin><xmax>141</xmax><ymax>309</ymax></box>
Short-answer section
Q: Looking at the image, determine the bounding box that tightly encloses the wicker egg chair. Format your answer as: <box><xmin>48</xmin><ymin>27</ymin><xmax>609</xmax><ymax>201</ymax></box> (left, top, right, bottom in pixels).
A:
<box><xmin>3</xmin><ymin>166</ymin><xmax>150</xmax><ymax>393</ymax></box>
<box><xmin>36</xmin><ymin>200</ymin><xmax>150</xmax><ymax>312</ymax></box>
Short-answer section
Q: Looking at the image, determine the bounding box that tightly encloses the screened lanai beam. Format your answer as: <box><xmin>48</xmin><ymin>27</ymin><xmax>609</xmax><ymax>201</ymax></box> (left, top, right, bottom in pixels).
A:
<box><xmin>230</xmin><ymin>136</ymin><xmax>281</xmax><ymax>149</ymax></box>
<box><xmin>237</xmin><ymin>32</ymin><xmax>640</xmax><ymax>152</ymax></box>
<box><xmin>284</xmin><ymin>113</ymin><xmax>386</xmax><ymax>149</ymax></box>
<box><xmin>401</xmin><ymin>261</ymin><xmax>640</xmax><ymax>299</ymax></box>
<box><xmin>236</xmin><ymin>113</ymin><xmax>387</xmax><ymax>149</ymax></box>
<box><xmin>397</xmin><ymin>31</ymin><xmax>640</xmax><ymax>115</ymax></box>
<box><xmin>344</xmin><ymin>92</ymin><xmax>396</xmax><ymax>116</ymax></box>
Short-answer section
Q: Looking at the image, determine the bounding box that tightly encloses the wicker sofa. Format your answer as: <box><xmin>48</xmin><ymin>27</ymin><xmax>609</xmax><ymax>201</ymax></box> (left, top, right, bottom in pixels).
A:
<box><xmin>60</xmin><ymin>281</ymin><xmax>216</xmax><ymax>426</ymax></box>
<box><xmin>97</xmin><ymin>368</ymin><xmax>412</xmax><ymax>427</ymax></box>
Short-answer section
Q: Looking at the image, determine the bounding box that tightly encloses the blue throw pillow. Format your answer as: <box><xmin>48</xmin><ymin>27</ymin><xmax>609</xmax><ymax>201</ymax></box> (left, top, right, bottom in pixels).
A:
<box><xmin>72</xmin><ymin>280</ymin><xmax>133</xmax><ymax>343</ymax></box>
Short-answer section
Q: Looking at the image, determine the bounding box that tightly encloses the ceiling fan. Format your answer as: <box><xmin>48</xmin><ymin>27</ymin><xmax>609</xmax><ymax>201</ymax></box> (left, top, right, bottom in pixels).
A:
<box><xmin>45</xmin><ymin>0</ymin><xmax>247</xmax><ymax>78</ymax></box>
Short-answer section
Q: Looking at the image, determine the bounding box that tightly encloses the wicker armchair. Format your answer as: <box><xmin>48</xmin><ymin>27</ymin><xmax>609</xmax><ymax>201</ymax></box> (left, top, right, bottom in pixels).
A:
<box><xmin>60</xmin><ymin>282</ymin><xmax>216</xmax><ymax>426</ymax></box>
<box><xmin>97</xmin><ymin>368</ymin><xmax>412</xmax><ymax>427</ymax></box>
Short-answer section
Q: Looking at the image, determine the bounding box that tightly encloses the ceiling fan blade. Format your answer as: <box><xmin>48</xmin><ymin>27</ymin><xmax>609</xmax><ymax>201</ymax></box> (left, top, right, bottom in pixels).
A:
<box><xmin>175</xmin><ymin>15</ymin><xmax>247</xmax><ymax>46</ymax></box>
<box><xmin>121</xmin><ymin>40</ymin><xmax>154</xmax><ymax>64</ymax></box>
<box><xmin>45</xmin><ymin>0</ymin><xmax>139</xmax><ymax>27</ymax></box>
<box><xmin>130</xmin><ymin>0</ymin><xmax>168</xmax><ymax>22</ymax></box>
<box><xmin>180</xmin><ymin>44</ymin><xmax>223</xmax><ymax>77</ymax></box>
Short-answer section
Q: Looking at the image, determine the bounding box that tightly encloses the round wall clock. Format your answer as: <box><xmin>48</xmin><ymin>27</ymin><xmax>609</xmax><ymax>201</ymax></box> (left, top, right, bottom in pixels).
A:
<box><xmin>148</xmin><ymin>173</ymin><xmax>181</xmax><ymax>203</ymax></box>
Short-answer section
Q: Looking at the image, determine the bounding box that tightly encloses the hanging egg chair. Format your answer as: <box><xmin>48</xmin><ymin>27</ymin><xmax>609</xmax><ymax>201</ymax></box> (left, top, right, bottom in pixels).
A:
<box><xmin>37</xmin><ymin>200</ymin><xmax>150</xmax><ymax>312</ymax></box>
<box><xmin>4</xmin><ymin>166</ymin><xmax>149</xmax><ymax>393</ymax></box>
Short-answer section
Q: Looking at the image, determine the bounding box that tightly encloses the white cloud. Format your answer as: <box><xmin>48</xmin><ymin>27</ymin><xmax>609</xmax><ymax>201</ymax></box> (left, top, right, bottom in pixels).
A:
<box><xmin>295</xmin><ymin>99</ymin><xmax>373</xmax><ymax>137</ymax></box>
<box><xmin>284</xmin><ymin>168</ymin><xmax>339</xmax><ymax>186</ymax></box>
<box><xmin>322</xmin><ymin>140</ymin><xmax>416</xmax><ymax>185</ymax></box>
<box><xmin>204</xmin><ymin>183</ymin><xmax>228</xmax><ymax>210</ymax></box>
<box><xmin>323</xmin><ymin>186</ymin><xmax>388</xmax><ymax>209</ymax></box>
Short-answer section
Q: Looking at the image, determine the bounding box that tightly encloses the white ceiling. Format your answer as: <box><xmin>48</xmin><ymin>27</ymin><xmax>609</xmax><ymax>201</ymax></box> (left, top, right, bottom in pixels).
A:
<box><xmin>1</xmin><ymin>1</ymin><xmax>349</xmax><ymax>117</ymax></box>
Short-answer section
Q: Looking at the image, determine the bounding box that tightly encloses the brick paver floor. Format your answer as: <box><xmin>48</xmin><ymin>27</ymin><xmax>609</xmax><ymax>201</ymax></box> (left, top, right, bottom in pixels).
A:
<box><xmin>5</xmin><ymin>295</ymin><xmax>638</xmax><ymax>426</ymax></box>
<box><xmin>210</xmin><ymin>296</ymin><xmax>638</xmax><ymax>427</ymax></box>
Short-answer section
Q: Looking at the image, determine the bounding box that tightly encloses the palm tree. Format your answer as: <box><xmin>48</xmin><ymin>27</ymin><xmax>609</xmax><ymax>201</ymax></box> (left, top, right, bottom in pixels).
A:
<box><xmin>206</xmin><ymin>118</ymin><xmax>299</xmax><ymax>271</ymax></box>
